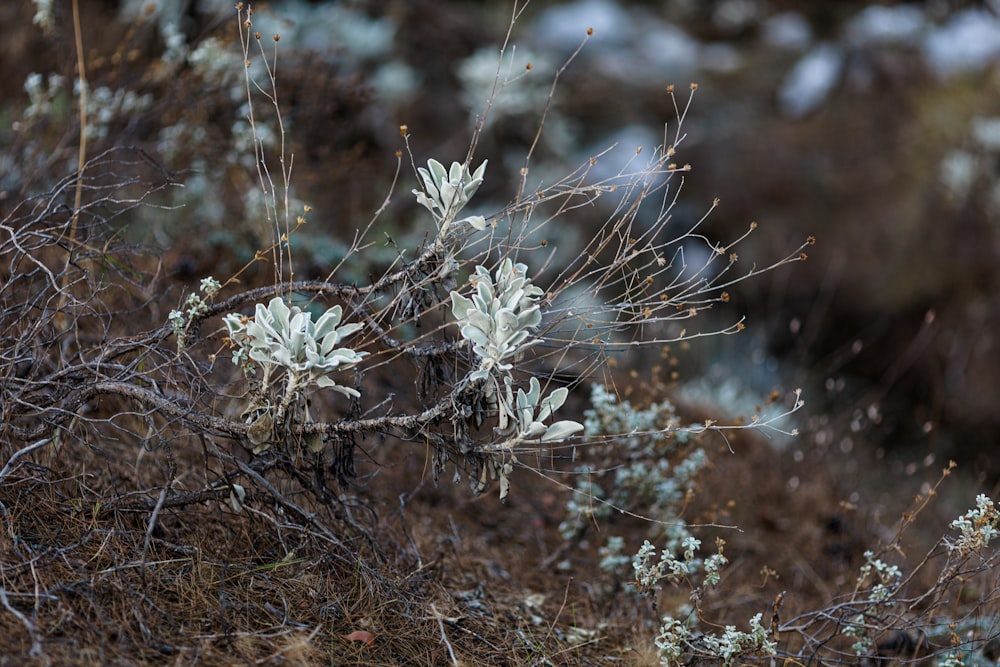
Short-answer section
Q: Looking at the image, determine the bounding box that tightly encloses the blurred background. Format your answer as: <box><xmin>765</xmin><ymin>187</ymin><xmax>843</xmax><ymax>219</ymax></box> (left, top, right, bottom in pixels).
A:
<box><xmin>4</xmin><ymin>0</ymin><xmax>1000</xmax><ymax>491</ymax></box>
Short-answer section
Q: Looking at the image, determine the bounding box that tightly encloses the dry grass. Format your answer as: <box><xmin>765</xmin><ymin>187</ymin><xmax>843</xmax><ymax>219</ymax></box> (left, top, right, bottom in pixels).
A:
<box><xmin>0</xmin><ymin>444</ymin><xmax>573</xmax><ymax>666</ymax></box>
<box><xmin>5</xmin><ymin>402</ymin><xmax>996</xmax><ymax>666</ymax></box>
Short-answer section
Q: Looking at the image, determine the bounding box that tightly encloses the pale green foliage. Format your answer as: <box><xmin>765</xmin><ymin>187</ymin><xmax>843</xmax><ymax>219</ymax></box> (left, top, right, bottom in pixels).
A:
<box><xmin>79</xmin><ymin>80</ymin><xmax>153</xmax><ymax>142</ymax></box>
<box><xmin>842</xmin><ymin>550</ymin><xmax>904</xmax><ymax>654</ymax></box>
<box><xmin>598</xmin><ymin>535</ymin><xmax>631</xmax><ymax>574</ymax></box>
<box><xmin>583</xmin><ymin>383</ymin><xmax>687</xmax><ymax>448</ymax></box>
<box><xmin>857</xmin><ymin>550</ymin><xmax>903</xmax><ymax>602</ymax></box>
<box><xmin>200</xmin><ymin>276</ymin><xmax>222</xmax><ymax>296</ymax></box>
<box><xmin>23</xmin><ymin>72</ymin><xmax>65</xmax><ymax>120</ymax></box>
<box><xmin>221</xmin><ymin>296</ymin><xmax>367</xmax><ymax>454</ymax></box>
<box><xmin>949</xmin><ymin>494</ymin><xmax>999</xmax><ymax>554</ymax></box>
<box><xmin>632</xmin><ymin>536</ymin><xmax>728</xmax><ymax>595</ymax></box>
<box><xmin>563</xmin><ymin>385</ymin><xmax>705</xmax><ymax>545</ymax></box>
<box><xmin>572</xmin><ymin>385</ymin><xmax>777</xmax><ymax>665</ymax></box>
<box><xmin>451</xmin><ymin>258</ymin><xmax>544</xmax><ymax>381</ymax></box>
<box><xmin>938</xmin><ymin>651</ymin><xmax>967</xmax><ymax>667</ymax></box>
<box><xmin>169</xmin><ymin>277</ymin><xmax>221</xmax><ymax>351</ymax></box>
<box><xmin>413</xmin><ymin>158</ymin><xmax>488</xmax><ymax>235</ymax></box>
<box><xmin>503</xmin><ymin>376</ymin><xmax>584</xmax><ymax>445</ymax></box>
<box><xmin>411</xmin><ymin>155</ymin><xmax>584</xmax><ymax>500</ymax></box>
<box><xmin>655</xmin><ymin>612</ymin><xmax>775</xmax><ymax>667</ymax></box>
<box><xmin>223</xmin><ymin>296</ymin><xmax>367</xmax><ymax>399</ymax></box>
<box><xmin>31</xmin><ymin>0</ymin><xmax>53</xmax><ymax>32</ymax></box>
<box><xmin>450</xmin><ymin>258</ymin><xmax>584</xmax><ymax>475</ymax></box>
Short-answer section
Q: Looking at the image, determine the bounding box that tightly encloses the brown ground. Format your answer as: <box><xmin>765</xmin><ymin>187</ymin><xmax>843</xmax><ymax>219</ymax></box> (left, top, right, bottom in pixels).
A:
<box><xmin>0</xmin><ymin>382</ymin><xmax>987</xmax><ymax>666</ymax></box>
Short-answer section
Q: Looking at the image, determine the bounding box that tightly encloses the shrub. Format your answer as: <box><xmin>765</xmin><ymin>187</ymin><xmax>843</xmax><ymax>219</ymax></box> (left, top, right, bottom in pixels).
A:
<box><xmin>4</xmin><ymin>3</ymin><xmax>996</xmax><ymax>666</ymax></box>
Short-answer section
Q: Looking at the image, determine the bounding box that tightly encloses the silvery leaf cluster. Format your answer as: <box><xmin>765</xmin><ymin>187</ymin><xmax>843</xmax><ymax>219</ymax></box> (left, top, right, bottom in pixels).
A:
<box><xmin>224</xmin><ymin>296</ymin><xmax>367</xmax><ymax>398</ymax></box>
<box><xmin>512</xmin><ymin>377</ymin><xmax>583</xmax><ymax>443</ymax></box>
<box><xmin>412</xmin><ymin>158</ymin><xmax>488</xmax><ymax>231</ymax></box>
<box><xmin>450</xmin><ymin>258</ymin><xmax>544</xmax><ymax>380</ymax></box>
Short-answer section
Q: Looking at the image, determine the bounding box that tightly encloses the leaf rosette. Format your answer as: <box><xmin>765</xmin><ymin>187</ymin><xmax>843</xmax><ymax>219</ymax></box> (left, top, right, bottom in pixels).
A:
<box><xmin>450</xmin><ymin>259</ymin><xmax>544</xmax><ymax>380</ymax></box>
<box><xmin>413</xmin><ymin>158</ymin><xmax>488</xmax><ymax>234</ymax></box>
<box><xmin>224</xmin><ymin>296</ymin><xmax>367</xmax><ymax>398</ymax></box>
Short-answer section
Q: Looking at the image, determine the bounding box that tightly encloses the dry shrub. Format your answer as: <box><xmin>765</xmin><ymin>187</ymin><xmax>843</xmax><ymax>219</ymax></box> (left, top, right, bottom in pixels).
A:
<box><xmin>2</xmin><ymin>4</ymin><xmax>997</xmax><ymax>667</ymax></box>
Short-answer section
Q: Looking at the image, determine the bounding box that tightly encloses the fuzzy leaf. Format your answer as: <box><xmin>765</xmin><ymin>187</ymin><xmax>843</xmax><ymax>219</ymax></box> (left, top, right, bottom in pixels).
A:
<box><xmin>499</xmin><ymin>464</ymin><xmax>512</xmax><ymax>503</ymax></box>
<box><xmin>517</xmin><ymin>305</ymin><xmax>542</xmax><ymax>331</ymax></box>
<box><xmin>465</xmin><ymin>309</ymin><xmax>493</xmax><ymax>337</ymax></box>
<box><xmin>501</xmin><ymin>287</ymin><xmax>525</xmax><ymax>312</ymax></box>
<box><xmin>229</xmin><ymin>484</ymin><xmax>246</xmax><ymax>512</ymax></box>
<box><xmin>460</xmin><ymin>324</ymin><xmax>491</xmax><ymax>348</ymax></box>
<box><xmin>459</xmin><ymin>215</ymin><xmax>487</xmax><ymax>231</ymax></box>
<box><xmin>524</xmin><ymin>421</ymin><xmax>547</xmax><ymax>438</ymax></box>
<box><xmin>439</xmin><ymin>180</ymin><xmax>461</xmax><ymax>214</ymax></box>
<box><xmin>516</xmin><ymin>383</ymin><xmax>533</xmax><ymax>428</ymax></box>
<box><xmin>325</xmin><ymin>348</ymin><xmax>368</xmax><ymax>367</ymax></box>
<box><xmin>495</xmin><ymin>308</ymin><xmax>518</xmax><ymax>336</ymax></box>
<box><xmin>315</xmin><ymin>377</ymin><xmax>361</xmax><ymax>398</ymax></box>
<box><xmin>468</xmin><ymin>368</ymin><xmax>491</xmax><ymax>382</ymax></box>
<box><xmin>451</xmin><ymin>291</ymin><xmax>473</xmax><ymax>320</ymax></box>
<box><xmin>525</xmin><ymin>376</ymin><xmax>542</xmax><ymax>409</ymax></box>
<box><xmin>250</xmin><ymin>306</ymin><xmax>282</xmax><ymax>343</ymax></box>
<box><xmin>223</xmin><ymin>313</ymin><xmax>247</xmax><ymax>339</ymax></box>
<box><xmin>427</xmin><ymin>158</ymin><xmax>447</xmax><ymax>188</ymax></box>
<box><xmin>266</xmin><ymin>297</ymin><xmax>290</xmax><ymax>331</ymax></box>
<box><xmin>312</xmin><ymin>305</ymin><xmax>344</xmax><ymax>340</ymax></box>
<box><xmin>476</xmin><ymin>279</ymin><xmax>495</xmax><ymax>307</ymax></box>
<box><xmin>320</xmin><ymin>322</ymin><xmax>363</xmax><ymax>356</ymax></box>
<box><xmin>448</xmin><ymin>160</ymin><xmax>463</xmax><ymax>184</ymax></box>
<box><xmin>286</xmin><ymin>311</ymin><xmax>309</xmax><ymax>361</ymax></box>
<box><xmin>413</xmin><ymin>190</ymin><xmax>436</xmax><ymax>214</ymax></box>
<box><xmin>417</xmin><ymin>170</ymin><xmax>440</xmax><ymax>209</ymax></box>
<box><xmin>541</xmin><ymin>420</ymin><xmax>584</xmax><ymax>442</ymax></box>
<box><xmin>267</xmin><ymin>345</ymin><xmax>293</xmax><ymax>368</ymax></box>
<box><xmin>537</xmin><ymin>386</ymin><xmax>568</xmax><ymax>422</ymax></box>
<box><xmin>471</xmin><ymin>159</ymin><xmax>488</xmax><ymax>183</ymax></box>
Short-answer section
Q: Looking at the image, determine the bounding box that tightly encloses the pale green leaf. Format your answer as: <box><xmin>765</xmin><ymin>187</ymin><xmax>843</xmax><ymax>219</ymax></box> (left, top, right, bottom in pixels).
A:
<box><xmin>541</xmin><ymin>420</ymin><xmax>584</xmax><ymax>442</ymax></box>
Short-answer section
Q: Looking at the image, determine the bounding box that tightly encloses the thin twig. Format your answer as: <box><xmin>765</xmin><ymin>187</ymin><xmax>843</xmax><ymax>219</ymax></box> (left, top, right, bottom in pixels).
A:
<box><xmin>0</xmin><ymin>438</ymin><xmax>52</xmax><ymax>484</ymax></box>
<box><xmin>430</xmin><ymin>603</ymin><xmax>460</xmax><ymax>667</ymax></box>
<box><xmin>0</xmin><ymin>585</ymin><xmax>43</xmax><ymax>658</ymax></box>
<box><xmin>140</xmin><ymin>486</ymin><xmax>169</xmax><ymax>587</ymax></box>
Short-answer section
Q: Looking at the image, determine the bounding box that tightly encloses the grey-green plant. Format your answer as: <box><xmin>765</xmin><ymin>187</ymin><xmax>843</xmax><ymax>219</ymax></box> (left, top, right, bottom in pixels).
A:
<box><xmin>446</xmin><ymin>252</ymin><xmax>582</xmax><ymax>498</ymax></box>
<box><xmin>631</xmin><ymin>534</ymin><xmax>775</xmax><ymax>666</ymax></box>
<box><xmin>565</xmin><ymin>383</ymin><xmax>799</xmax><ymax>664</ymax></box>
<box><xmin>222</xmin><ymin>296</ymin><xmax>367</xmax><ymax>452</ymax></box>
<box><xmin>169</xmin><ymin>276</ymin><xmax>222</xmax><ymax>351</ymax></box>
<box><xmin>833</xmin><ymin>491</ymin><xmax>1000</xmax><ymax>664</ymax></box>
<box><xmin>841</xmin><ymin>550</ymin><xmax>904</xmax><ymax>655</ymax></box>
<box><xmin>507</xmin><ymin>376</ymin><xmax>583</xmax><ymax>444</ymax></box>
<box><xmin>450</xmin><ymin>258</ymin><xmax>543</xmax><ymax>382</ymax></box>
<box><xmin>655</xmin><ymin>611</ymin><xmax>775</xmax><ymax>667</ymax></box>
<box><xmin>13</xmin><ymin>4</ymin><xmax>1000</xmax><ymax>667</ymax></box>
<box><xmin>948</xmin><ymin>493</ymin><xmax>999</xmax><ymax>554</ymax></box>
<box><xmin>413</xmin><ymin>158</ymin><xmax>488</xmax><ymax>237</ymax></box>
<box><xmin>3</xmin><ymin>3</ymin><xmax>828</xmax><ymax>661</ymax></box>
<box><xmin>561</xmin><ymin>384</ymin><xmax>707</xmax><ymax>543</ymax></box>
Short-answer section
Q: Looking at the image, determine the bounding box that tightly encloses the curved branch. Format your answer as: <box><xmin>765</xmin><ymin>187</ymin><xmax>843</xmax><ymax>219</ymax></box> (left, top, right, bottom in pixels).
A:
<box><xmin>7</xmin><ymin>374</ymin><xmax>481</xmax><ymax>457</ymax></box>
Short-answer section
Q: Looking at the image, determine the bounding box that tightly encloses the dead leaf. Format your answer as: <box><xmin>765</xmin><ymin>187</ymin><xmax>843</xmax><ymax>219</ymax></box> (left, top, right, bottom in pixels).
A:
<box><xmin>343</xmin><ymin>630</ymin><xmax>375</xmax><ymax>647</ymax></box>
